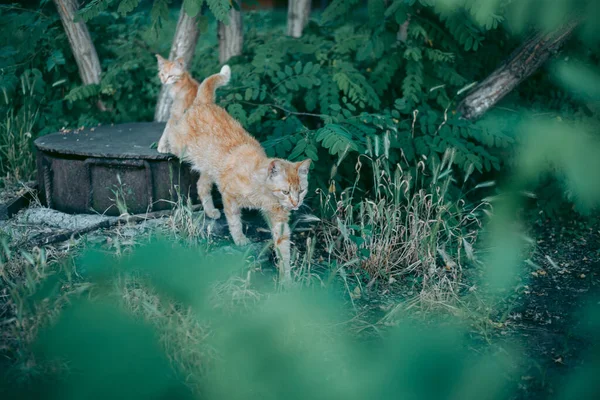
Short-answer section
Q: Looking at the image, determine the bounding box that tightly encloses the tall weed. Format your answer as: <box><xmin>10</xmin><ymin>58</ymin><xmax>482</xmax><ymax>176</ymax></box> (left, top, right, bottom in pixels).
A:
<box><xmin>317</xmin><ymin>147</ymin><xmax>488</xmax><ymax>309</ymax></box>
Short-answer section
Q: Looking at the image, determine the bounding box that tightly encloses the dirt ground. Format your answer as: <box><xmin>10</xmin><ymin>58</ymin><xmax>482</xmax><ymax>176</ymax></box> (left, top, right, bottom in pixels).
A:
<box><xmin>346</xmin><ymin>217</ymin><xmax>600</xmax><ymax>399</ymax></box>
<box><xmin>503</xmin><ymin>220</ymin><xmax>600</xmax><ymax>398</ymax></box>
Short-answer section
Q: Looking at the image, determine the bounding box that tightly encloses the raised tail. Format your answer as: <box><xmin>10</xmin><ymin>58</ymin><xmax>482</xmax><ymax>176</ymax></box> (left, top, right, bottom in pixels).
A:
<box><xmin>194</xmin><ymin>65</ymin><xmax>231</xmax><ymax>104</ymax></box>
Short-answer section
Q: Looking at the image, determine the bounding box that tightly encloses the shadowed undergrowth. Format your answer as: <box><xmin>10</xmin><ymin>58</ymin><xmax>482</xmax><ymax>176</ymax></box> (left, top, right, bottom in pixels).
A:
<box><xmin>0</xmin><ymin>235</ymin><xmax>598</xmax><ymax>400</ymax></box>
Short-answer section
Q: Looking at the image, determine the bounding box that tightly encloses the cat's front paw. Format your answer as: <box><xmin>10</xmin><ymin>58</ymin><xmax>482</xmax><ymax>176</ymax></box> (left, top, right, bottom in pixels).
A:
<box><xmin>233</xmin><ymin>236</ymin><xmax>250</xmax><ymax>246</ymax></box>
<box><xmin>204</xmin><ymin>208</ymin><xmax>221</xmax><ymax>220</ymax></box>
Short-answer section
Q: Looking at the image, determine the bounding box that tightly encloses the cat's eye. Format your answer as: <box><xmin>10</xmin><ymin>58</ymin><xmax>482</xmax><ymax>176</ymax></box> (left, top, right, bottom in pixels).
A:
<box><xmin>282</xmin><ymin>190</ymin><xmax>289</xmax><ymax>195</ymax></box>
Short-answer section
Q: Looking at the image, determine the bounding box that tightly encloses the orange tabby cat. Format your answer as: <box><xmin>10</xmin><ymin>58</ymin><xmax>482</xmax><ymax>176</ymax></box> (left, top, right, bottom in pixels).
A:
<box><xmin>155</xmin><ymin>54</ymin><xmax>199</xmax><ymax>153</ymax></box>
<box><xmin>159</xmin><ymin>65</ymin><xmax>311</xmax><ymax>281</ymax></box>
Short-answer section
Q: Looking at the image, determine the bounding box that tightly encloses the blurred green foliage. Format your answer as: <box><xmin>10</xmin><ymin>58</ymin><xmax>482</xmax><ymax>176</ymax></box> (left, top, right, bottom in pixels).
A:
<box><xmin>0</xmin><ymin>237</ymin><xmax>598</xmax><ymax>399</ymax></box>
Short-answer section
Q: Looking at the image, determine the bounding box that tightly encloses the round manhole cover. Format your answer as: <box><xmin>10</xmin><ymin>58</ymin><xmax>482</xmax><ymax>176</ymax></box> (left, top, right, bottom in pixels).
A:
<box><xmin>34</xmin><ymin>123</ymin><xmax>198</xmax><ymax>216</ymax></box>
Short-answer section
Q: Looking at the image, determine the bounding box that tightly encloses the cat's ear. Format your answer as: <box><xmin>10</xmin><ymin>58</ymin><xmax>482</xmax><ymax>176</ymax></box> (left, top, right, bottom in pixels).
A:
<box><xmin>174</xmin><ymin>57</ymin><xmax>185</xmax><ymax>69</ymax></box>
<box><xmin>268</xmin><ymin>159</ymin><xmax>283</xmax><ymax>178</ymax></box>
<box><xmin>297</xmin><ymin>159</ymin><xmax>311</xmax><ymax>176</ymax></box>
<box><xmin>156</xmin><ymin>54</ymin><xmax>166</xmax><ymax>67</ymax></box>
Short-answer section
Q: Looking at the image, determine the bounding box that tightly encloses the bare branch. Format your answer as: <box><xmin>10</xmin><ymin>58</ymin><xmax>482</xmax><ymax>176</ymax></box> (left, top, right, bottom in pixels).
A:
<box><xmin>456</xmin><ymin>18</ymin><xmax>581</xmax><ymax>121</ymax></box>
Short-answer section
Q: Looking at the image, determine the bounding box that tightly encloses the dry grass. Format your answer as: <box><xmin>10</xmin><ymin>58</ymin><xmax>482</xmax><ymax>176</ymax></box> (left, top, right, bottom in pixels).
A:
<box><xmin>117</xmin><ymin>275</ymin><xmax>216</xmax><ymax>392</ymax></box>
<box><xmin>0</xmin><ymin>76</ymin><xmax>39</xmax><ymax>186</ymax></box>
<box><xmin>316</xmin><ymin>149</ymin><xmax>490</xmax><ymax>310</ymax></box>
<box><xmin>209</xmin><ymin>269</ymin><xmax>263</xmax><ymax>311</ymax></box>
<box><xmin>0</xmin><ymin>242</ymin><xmax>88</xmax><ymax>380</ymax></box>
<box><xmin>290</xmin><ymin>233</ymin><xmax>327</xmax><ymax>287</ymax></box>
<box><xmin>159</xmin><ymin>182</ymin><xmax>219</xmax><ymax>246</ymax></box>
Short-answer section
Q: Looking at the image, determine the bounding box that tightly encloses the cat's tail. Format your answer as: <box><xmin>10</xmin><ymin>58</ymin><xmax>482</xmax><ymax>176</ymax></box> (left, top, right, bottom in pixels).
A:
<box><xmin>194</xmin><ymin>65</ymin><xmax>231</xmax><ymax>104</ymax></box>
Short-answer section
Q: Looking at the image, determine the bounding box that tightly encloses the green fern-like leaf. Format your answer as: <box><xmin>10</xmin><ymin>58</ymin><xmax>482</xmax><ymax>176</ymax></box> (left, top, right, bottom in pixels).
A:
<box><xmin>333</xmin><ymin>26</ymin><xmax>368</xmax><ymax>55</ymax></box>
<box><xmin>316</xmin><ymin>124</ymin><xmax>360</xmax><ymax>156</ymax></box>
<box><xmin>393</xmin><ymin>130</ymin><xmax>416</xmax><ymax>162</ymax></box>
<box><xmin>206</xmin><ymin>0</ymin><xmax>231</xmax><ymax>23</ymax></box>
<box><xmin>46</xmin><ymin>49</ymin><xmax>65</xmax><ymax>72</ymax></box>
<box><xmin>274</xmin><ymin>61</ymin><xmax>321</xmax><ymax>93</ymax></box>
<box><xmin>304</xmin><ymin>89</ymin><xmax>318</xmax><ymax>112</ymax></box>
<box><xmin>404</xmin><ymin>46</ymin><xmax>422</xmax><ymax>62</ymax></box>
<box><xmin>368</xmin><ymin>0</ymin><xmax>386</xmax><ymax>28</ymax></box>
<box><xmin>402</xmin><ymin>59</ymin><xmax>423</xmax><ymax>104</ymax></box>
<box><xmin>64</xmin><ymin>84</ymin><xmax>101</xmax><ymax>102</ymax></box>
<box><xmin>319</xmin><ymin>75</ymin><xmax>341</xmax><ymax>115</ymax></box>
<box><xmin>183</xmin><ymin>0</ymin><xmax>204</xmax><ymax>18</ymax></box>
<box><xmin>150</xmin><ymin>0</ymin><xmax>170</xmax><ymax>32</ymax></box>
<box><xmin>100</xmin><ymin>60</ymin><xmax>139</xmax><ymax>91</ymax></box>
<box><xmin>462</xmin><ymin>0</ymin><xmax>504</xmax><ymax>30</ymax></box>
<box><xmin>321</xmin><ymin>0</ymin><xmax>360</xmax><ymax>25</ymax></box>
<box><xmin>251</xmin><ymin>45</ymin><xmax>285</xmax><ymax>76</ymax></box>
<box><xmin>435</xmin><ymin>65</ymin><xmax>468</xmax><ymax>87</ymax></box>
<box><xmin>369</xmin><ymin>55</ymin><xmax>401</xmax><ymax>96</ymax></box>
<box><xmin>384</xmin><ymin>0</ymin><xmax>404</xmax><ymax>18</ymax></box>
<box><xmin>333</xmin><ymin>62</ymin><xmax>381</xmax><ymax>109</ymax></box>
<box><xmin>262</xmin><ymin>118</ymin><xmax>303</xmax><ymax>157</ymax></box>
<box><xmin>425</xmin><ymin>48</ymin><xmax>455</xmax><ymax>63</ymax></box>
<box><xmin>408</xmin><ymin>20</ymin><xmax>430</xmax><ymax>42</ymax></box>
<box><xmin>289</xmin><ymin>136</ymin><xmax>320</xmax><ymax>162</ymax></box>
<box><xmin>343</xmin><ymin>120</ymin><xmax>376</xmax><ymax>139</ymax></box>
<box><xmin>356</xmin><ymin>36</ymin><xmax>385</xmax><ymax>62</ymax></box>
<box><xmin>227</xmin><ymin>103</ymin><xmax>248</xmax><ymax>127</ymax></box>
<box><xmin>289</xmin><ymin>137</ymin><xmax>308</xmax><ymax>160</ymax></box>
<box><xmin>440</xmin><ymin>11</ymin><xmax>485</xmax><ymax>51</ymax></box>
<box><xmin>77</xmin><ymin>0</ymin><xmax>115</xmax><ymax>22</ymax></box>
<box><xmin>117</xmin><ymin>0</ymin><xmax>141</xmax><ymax>16</ymax></box>
<box><xmin>248</xmin><ymin>105</ymin><xmax>271</xmax><ymax>125</ymax></box>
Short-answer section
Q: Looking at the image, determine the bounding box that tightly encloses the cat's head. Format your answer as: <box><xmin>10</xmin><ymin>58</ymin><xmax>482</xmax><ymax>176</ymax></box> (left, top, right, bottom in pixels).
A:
<box><xmin>266</xmin><ymin>159</ymin><xmax>311</xmax><ymax>211</ymax></box>
<box><xmin>156</xmin><ymin>54</ymin><xmax>185</xmax><ymax>85</ymax></box>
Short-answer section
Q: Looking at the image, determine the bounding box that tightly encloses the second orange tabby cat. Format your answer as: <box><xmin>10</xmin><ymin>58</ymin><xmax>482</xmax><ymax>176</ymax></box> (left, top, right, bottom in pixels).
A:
<box><xmin>159</xmin><ymin>65</ymin><xmax>311</xmax><ymax>281</ymax></box>
<box><xmin>155</xmin><ymin>54</ymin><xmax>199</xmax><ymax>153</ymax></box>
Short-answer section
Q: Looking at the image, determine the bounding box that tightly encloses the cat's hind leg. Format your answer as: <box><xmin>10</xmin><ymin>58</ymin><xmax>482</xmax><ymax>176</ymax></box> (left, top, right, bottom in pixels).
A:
<box><xmin>197</xmin><ymin>173</ymin><xmax>221</xmax><ymax>219</ymax></box>
<box><xmin>222</xmin><ymin>195</ymin><xmax>249</xmax><ymax>246</ymax></box>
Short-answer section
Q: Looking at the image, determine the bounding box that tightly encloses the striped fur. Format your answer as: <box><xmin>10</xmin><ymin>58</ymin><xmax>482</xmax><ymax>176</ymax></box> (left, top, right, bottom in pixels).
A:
<box><xmin>159</xmin><ymin>65</ymin><xmax>311</xmax><ymax>282</ymax></box>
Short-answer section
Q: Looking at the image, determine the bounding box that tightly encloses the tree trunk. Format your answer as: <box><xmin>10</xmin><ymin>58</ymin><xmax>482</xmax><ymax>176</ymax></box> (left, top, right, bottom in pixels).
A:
<box><xmin>456</xmin><ymin>18</ymin><xmax>581</xmax><ymax>121</ymax></box>
<box><xmin>53</xmin><ymin>0</ymin><xmax>105</xmax><ymax>111</ymax></box>
<box><xmin>287</xmin><ymin>0</ymin><xmax>311</xmax><ymax>38</ymax></box>
<box><xmin>218</xmin><ymin>7</ymin><xmax>243</xmax><ymax>64</ymax></box>
<box><xmin>154</xmin><ymin>6</ymin><xmax>200</xmax><ymax>122</ymax></box>
<box><xmin>397</xmin><ymin>15</ymin><xmax>410</xmax><ymax>43</ymax></box>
